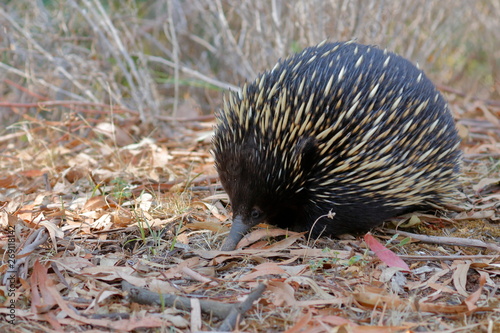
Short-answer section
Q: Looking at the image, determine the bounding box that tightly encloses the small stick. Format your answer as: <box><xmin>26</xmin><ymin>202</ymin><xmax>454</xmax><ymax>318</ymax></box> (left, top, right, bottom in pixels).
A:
<box><xmin>400</xmin><ymin>255</ymin><xmax>498</xmax><ymax>260</ymax></box>
<box><xmin>218</xmin><ymin>283</ymin><xmax>267</xmax><ymax>332</ymax></box>
<box><xmin>384</xmin><ymin>230</ymin><xmax>500</xmax><ymax>252</ymax></box>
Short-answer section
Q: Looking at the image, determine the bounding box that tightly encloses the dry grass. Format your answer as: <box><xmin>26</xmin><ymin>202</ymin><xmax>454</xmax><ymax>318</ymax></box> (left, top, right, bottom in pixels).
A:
<box><xmin>1</xmin><ymin>1</ymin><xmax>499</xmax><ymax>126</ymax></box>
<box><xmin>0</xmin><ymin>1</ymin><xmax>499</xmax><ymax>332</ymax></box>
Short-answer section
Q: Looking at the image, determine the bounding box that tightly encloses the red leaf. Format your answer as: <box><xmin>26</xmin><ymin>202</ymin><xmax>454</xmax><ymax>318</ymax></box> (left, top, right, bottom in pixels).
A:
<box><xmin>364</xmin><ymin>233</ymin><xmax>410</xmax><ymax>272</ymax></box>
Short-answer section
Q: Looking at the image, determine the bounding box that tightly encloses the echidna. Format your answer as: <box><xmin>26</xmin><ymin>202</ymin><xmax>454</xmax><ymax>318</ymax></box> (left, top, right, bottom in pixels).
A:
<box><xmin>213</xmin><ymin>41</ymin><xmax>461</xmax><ymax>251</ymax></box>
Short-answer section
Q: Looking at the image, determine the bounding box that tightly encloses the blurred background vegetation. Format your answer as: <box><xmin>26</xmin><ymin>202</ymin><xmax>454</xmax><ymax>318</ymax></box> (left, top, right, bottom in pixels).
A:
<box><xmin>1</xmin><ymin>0</ymin><xmax>499</xmax><ymax>129</ymax></box>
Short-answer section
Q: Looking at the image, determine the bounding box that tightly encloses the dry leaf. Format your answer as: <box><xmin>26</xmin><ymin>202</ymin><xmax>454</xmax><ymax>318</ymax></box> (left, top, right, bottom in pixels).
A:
<box><xmin>452</xmin><ymin>261</ymin><xmax>472</xmax><ymax>297</ymax></box>
<box><xmin>30</xmin><ymin>260</ymin><xmax>57</xmax><ymax>314</ymax></box>
<box><xmin>239</xmin><ymin>262</ymin><xmax>288</xmax><ymax>282</ymax></box>
<box><xmin>464</xmin><ymin>271</ymin><xmax>487</xmax><ymax>311</ymax></box>
<box><xmin>266</xmin><ymin>280</ymin><xmax>297</xmax><ymax>306</ymax></box>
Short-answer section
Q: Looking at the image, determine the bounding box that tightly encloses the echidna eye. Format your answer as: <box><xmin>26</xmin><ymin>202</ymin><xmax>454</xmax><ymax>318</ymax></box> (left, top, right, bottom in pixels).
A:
<box><xmin>250</xmin><ymin>208</ymin><xmax>261</xmax><ymax>220</ymax></box>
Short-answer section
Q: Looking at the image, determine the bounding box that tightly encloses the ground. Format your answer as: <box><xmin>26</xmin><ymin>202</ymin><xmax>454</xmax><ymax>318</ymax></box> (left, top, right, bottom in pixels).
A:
<box><xmin>0</xmin><ymin>1</ymin><xmax>499</xmax><ymax>332</ymax></box>
<box><xmin>0</xmin><ymin>96</ymin><xmax>499</xmax><ymax>332</ymax></box>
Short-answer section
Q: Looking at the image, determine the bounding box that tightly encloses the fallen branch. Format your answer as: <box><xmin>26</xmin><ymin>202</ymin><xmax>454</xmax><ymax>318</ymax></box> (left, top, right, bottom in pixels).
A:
<box><xmin>122</xmin><ymin>280</ymin><xmax>266</xmax><ymax>329</ymax></box>
<box><xmin>122</xmin><ymin>280</ymin><xmax>232</xmax><ymax>318</ymax></box>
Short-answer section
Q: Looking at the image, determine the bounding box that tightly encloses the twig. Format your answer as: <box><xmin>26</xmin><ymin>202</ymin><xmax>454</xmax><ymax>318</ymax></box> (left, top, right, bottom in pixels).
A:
<box><xmin>1</xmin><ymin>100</ymin><xmax>216</xmax><ymax>123</ymax></box>
<box><xmin>167</xmin><ymin>0</ymin><xmax>180</xmax><ymax>118</ymax></box>
<box><xmin>400</xmin><ymin>255</ymin><xmax>499</xmax><ymax>260</ymax></box>
<box><xmin>0</xmin><ymin>62</ymin><xmax>89</xmax><ymax>102</ymax></box>
<box><xmin>215</xmin><ymin>0</ymin><xmax>256</xmax><ymax>79</ymax></box>
<box><xmin>437</xmin><ymin>83</ymin><xmax>500</xmax><ymax>107</ymax></box>
<box><xmin>154</xmin><ymin>114</ymin><xmax>215</xmax><ymax>123</ymax></box>
<box><xmin>3</xmin><ymin>228</ymin><xmax>49</xmax><ymax>286</ymax></box>
<box><xmin>385</xmin><ymin>230</ymin><xmax>500</xmax><ymax>252</ymax></box>
<box><xmin>218</xmin><ymin>283</ymin><xmax>266</xmax><ymax>332</ymax></box>
<box><xmin>0</xmin><ymin>101</ymin><xmax>135</xmax><ymax>113</ymax></box>
<box><xmin>4</xmin><ymin>78</ymin><xmax>48</xmax><ymax>100</ymax></box>
<box><xmin>145</xmin><ymin>55</ymin><xmax>240</xmax><ymax>92</ymax></box>
<box><xmin>18</xmin><ymin>228</ymin><xmax>50</xmax><ymax>256</ymax></box>
<box><xmin>0</xmin><ymin>7</ymin><xmax>99</xmax><ymax>103</ymax></box>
